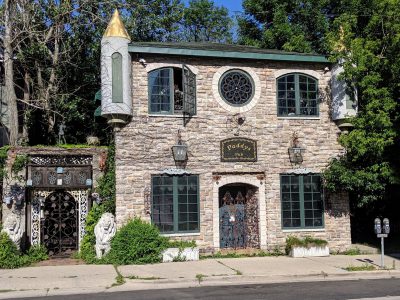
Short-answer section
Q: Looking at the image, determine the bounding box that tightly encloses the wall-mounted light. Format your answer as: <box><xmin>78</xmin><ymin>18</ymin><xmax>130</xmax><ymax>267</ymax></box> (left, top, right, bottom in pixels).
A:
<box><xmin>288</xmin><ymin>132</ymin><xmax>305</xmax><ymax>165</ymax></box>
<box><xmin>171</xmin><ymin>130</ymin><xmax>188</xmax><ymax>162</ymax></box>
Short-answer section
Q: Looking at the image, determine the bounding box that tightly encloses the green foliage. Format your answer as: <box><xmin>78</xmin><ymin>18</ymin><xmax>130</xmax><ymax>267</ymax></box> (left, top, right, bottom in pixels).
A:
<box><xmin>339</xmin><ymin>247</ymin><xmax>361</xmax><ymax>256</ymax></box>
<box><xmin>0</xmin><ymin>232</ymin><xmax>48</xmax><ymax>269</ymax></box>
<box><xmin>11</xmin><ymin>155</ymin><xmax>29</xmax><ymax>176</ymax></box>
<box><xmin>96</xmin><ymin>144</ymin><xmax>116</xmax><ymax>208</ymax></box>
<box><xmin>168</xmin><ymin>240</ymin><xmax>197</xmax><ymax>250</ymax></box>
<box><xmin>182</xmin><ymin>0</ymin><xmax>233</xmax><ymax>43</ymax></box>
<box><xmin>239</xmin><ymin>0</ymin><xmax>331</xmax><ymax>53</ymax></box>
<box><xmin>106</xmin><ymin>218</ymin><xmax>169</xmax><ymax>265</ymax></box>
<box><xmin>323</xmin><ymin>0</ymin><xmax>400</xmax><ymax>206</ymax></box>
<box><xmin>285</xmin><ymin>236</ymin><xmax>328</xmax><ymax>254</ymax></box>
<box><xmin>0</xmin><ymin>146</ymin><xmax>11</xmax><ymax>179</ymax></box>
<box><xmin>344</xmin><ymin>264</ymin><xmax>376</xmax><ymax>271</ymax></box>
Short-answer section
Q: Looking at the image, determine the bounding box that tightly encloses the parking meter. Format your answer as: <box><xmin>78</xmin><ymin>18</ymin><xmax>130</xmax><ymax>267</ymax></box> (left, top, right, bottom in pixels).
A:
<box><xmin>383</xmin><ymin>218</ymin><xmax>390</xmax><ymax>234</ymax></box>
<box><xmin>374</xmin><ymin>218</ymin><xmax>382</xmax><ymax>234</ymax></box>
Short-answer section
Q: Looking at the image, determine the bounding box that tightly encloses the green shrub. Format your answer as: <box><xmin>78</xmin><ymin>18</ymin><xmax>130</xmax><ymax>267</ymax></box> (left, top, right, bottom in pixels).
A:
<box><xmin>0</xmin><ymin>232</ymin><xmax>25</xmax><ymax>269</ymax></box>
<box><xmin>107</xmin><ymin>218</ymin><xmax>168</xmax><ymax>265</ymax></box>
<box><xmin>79</xmin><ymin>201</ymin><xmax>112</xmax><ymax>263</ymax></box>
<box><xmin>168</xmin><ymin>240</ymin><xmax>197</xmax><ymax>249</ymax></box>
<box><xmin>285</xmin><ymin>236</ymin><xmax>328</xmax><ymax>255</ymax></box>
<box><xmin>0</xmin><ymin>232</ymin><xmax>47</xmax><ymax>269</ymax></box>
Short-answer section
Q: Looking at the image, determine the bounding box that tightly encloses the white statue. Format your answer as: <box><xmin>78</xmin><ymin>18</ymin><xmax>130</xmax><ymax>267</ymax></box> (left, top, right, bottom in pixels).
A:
<box><xmin>94</xmin><ymin>213</ymin><xmax>116</xmax><ymax>258</ymax></box>
<box><xmin>2</xmin><ymin>213</ymin><xmax>23</xmax><ymax>250</ymax></box>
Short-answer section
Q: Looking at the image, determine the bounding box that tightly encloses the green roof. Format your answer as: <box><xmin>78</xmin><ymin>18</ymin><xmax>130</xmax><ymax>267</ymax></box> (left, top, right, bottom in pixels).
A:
<box><xmin>128</xmin><ymin>42</ymin><xmax>328</xmax><ymax>63</ymax></box>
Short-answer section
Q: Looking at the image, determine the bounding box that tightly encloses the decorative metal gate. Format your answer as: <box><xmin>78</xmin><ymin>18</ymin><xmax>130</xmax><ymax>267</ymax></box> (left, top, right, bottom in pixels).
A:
<box><xmin>42</xmin><ymin>191</ymin><xmax>78</xmax><ymax>256</ymax></box>
<box><xmin>219</xmin><ymin>185</ymin><xmax>260</xmax><ymax>249</ymax></box>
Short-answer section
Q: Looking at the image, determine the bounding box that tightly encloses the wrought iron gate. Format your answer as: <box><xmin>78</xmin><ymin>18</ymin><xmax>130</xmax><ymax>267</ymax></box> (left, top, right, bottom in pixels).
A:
<box><xmin>42</xmin><ymin>191</ymin><xmax>78</xmax><ymax>256</ymax></box>
<box><xmin>219</xmin><ymin>186</ymin><xmax>260</xmax><ymax>249</ymax></box>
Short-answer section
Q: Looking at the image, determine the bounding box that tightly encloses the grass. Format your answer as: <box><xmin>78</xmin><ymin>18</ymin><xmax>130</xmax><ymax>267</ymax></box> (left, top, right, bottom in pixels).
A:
<box><xmin>111</xmin><ymin>265</ymin><xmax>126</xmax><ymax>287</ymax></box>
<box><xmin>126</xmin><ymin>276</ymin><xmax>163</xmax><ymax>280</ymax></box>
<box><xmin>344</xmin><ymin>264</ymin><xmax>376</xmax><ymax>271</ymax></box>
<box><xmin>200</xmin><ymin>249</ymin><xmax>284</xmax><ymax>260</ymax></box>
<box><xmin>217</xmin><ymin>260</ymin><xmax>243</xmax><ymax>276</ymax></box>
<box><xmin>337</xmin><ymin>247</ymin><xmax>362</xmax><ymax>255</ymax></box>
<box><xmin>195</xmin><ymin>273</ymin><xmax>207</xmax><ymax>284</ymax></box>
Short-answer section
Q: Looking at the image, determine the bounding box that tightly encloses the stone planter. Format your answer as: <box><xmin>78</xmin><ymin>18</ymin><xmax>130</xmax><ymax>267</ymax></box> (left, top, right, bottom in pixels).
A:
<box><xmin>290</xmin><ymin>245</ymin><xmax>330</xmax><ymax>258</ymax></box>
<box><xmin>162</xmin><ymin>247</ymin><xmax>199</xmax><ymax>262</ymax></box>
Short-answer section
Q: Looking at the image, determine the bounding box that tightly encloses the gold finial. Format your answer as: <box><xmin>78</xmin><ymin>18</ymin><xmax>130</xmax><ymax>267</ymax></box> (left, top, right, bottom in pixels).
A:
<box><xmin>103</xmin><ymin>9</ymin><xmax>131</xmax><ymax>41</ymax></box>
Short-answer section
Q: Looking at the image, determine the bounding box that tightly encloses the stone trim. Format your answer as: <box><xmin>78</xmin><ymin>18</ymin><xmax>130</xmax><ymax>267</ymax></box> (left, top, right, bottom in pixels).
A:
<box><xmin>145</xmin><ymin>62</ymin><xmax>199</xmax><ymax>75</ymax></box>
<box><xmin>212</xmin><ymin>174</ymin><xmax>267</xmax><ymax>250</ymax></box>
<box><xmin>212</xmin><ymin>66</ymin><xmax>261</xmax><ymax>113</ymax></box>
<box><xmin>274</xmin><ymin>69</ymin><xmax>321</xmax><ymax>80</ymax></box>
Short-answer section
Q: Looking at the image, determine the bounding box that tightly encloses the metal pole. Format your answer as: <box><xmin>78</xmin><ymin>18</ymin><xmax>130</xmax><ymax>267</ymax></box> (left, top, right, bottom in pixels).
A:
<box><xmin>381</xmin><ymin>236</ymin><xmax>385</xmax><ymax>269</ymax></box>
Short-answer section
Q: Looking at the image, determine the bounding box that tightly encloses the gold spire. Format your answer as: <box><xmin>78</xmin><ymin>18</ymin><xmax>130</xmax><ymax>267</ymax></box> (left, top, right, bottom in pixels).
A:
<box><xmin>103</xmin><ymin>9</ymin><xmax>131</xmax><ymax>41</ymax></box>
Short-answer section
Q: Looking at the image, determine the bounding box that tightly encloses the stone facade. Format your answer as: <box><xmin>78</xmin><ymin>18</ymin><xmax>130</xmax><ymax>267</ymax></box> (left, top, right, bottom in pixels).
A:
<box><xmin>114</xmin><ymin>54</ymin><xmax>351</xmax><ymax>252</ymax></box>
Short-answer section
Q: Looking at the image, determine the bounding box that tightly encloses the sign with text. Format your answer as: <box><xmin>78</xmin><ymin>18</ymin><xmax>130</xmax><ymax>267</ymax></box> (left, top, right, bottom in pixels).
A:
<box><xmin>220</xmin><ymin>138</ymin><xmax>257</xmax><ymax>162</ymax></box>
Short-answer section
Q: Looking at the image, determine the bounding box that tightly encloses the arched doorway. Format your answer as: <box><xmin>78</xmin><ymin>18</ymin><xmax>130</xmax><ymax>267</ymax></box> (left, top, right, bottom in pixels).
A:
<box><xmin>41</xmin><ymin>191</ymin><xmax>78</xmax><ymax>256</ymax></box>
<box><xmin>219</xmin><ymin>183</ymin><xmax>260</xmax><ymax>249</ymax></box>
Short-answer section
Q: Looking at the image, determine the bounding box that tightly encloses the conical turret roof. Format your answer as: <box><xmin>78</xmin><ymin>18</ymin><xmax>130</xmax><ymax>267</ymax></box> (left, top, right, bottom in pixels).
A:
<box><xmin>103</xmin><ymin>9</ymin><xmax>131</xmax><ymax>41</ymax></box>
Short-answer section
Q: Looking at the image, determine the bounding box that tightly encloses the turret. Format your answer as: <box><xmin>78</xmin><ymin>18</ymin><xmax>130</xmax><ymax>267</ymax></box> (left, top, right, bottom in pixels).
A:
<box><xmin>101</xmin><ymin>10</ymin><xmax>132</xmax><ymax>129</ymax></box>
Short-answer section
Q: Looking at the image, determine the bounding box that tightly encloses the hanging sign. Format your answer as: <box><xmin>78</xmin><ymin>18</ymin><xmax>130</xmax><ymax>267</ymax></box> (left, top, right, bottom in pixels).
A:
<box><xmin>220</xmin><ymin>138</ymin><xmax>257</xmax><ymax>162</ymax></box>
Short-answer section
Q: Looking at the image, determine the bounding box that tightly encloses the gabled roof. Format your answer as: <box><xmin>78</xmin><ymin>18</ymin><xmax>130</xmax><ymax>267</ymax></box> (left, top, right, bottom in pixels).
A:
<box><xmin>128</xmin><ymin>42</ymin><xmax>328</xmax><ymax>63</ymax></box>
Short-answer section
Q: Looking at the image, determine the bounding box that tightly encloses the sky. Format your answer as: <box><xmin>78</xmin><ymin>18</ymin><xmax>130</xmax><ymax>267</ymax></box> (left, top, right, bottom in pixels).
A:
<box><xmin>182</xmin><ymin>0</ymin><xmax>244</xmax><ymax>15</ymax></box>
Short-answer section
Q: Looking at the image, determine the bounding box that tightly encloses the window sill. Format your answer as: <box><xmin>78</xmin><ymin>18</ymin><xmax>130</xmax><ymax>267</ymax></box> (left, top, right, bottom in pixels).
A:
<box><xmin>277</xmin><ymin>116</ymin><xmax>320</xmax><ymax>120</ymax></box>
<box><xmin>161</xmin><ymin>232</ymin><xmax>201</xmax><ymax>237</ymax></box>
<box><xmin>148</xmin><ymin>114</ymin><xmax>197</xmax><ymax>118</ymax></box>
<box><xmin>282</xmin><ymin>228</ymin><xmax>325</xmax><ymax>233</ymax></box>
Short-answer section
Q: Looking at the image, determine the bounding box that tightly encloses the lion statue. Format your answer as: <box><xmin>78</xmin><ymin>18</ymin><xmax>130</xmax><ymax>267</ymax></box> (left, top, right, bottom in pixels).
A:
<box><xmin>94</xmin><ymin>213</ymin><xmax>117</xmax><ymax>258</ymax></box>
<box><xmin>2</xmin><ymin>213</ymin><xmax>23</xmax><ymax>250</ymax></box>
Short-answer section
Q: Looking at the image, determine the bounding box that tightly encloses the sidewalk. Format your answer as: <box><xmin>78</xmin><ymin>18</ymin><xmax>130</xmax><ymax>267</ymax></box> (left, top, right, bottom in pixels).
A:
<box><xmin>1</xmin><ymin>254</ymin><xmax>400</xmax><ymax>299</ymax></box>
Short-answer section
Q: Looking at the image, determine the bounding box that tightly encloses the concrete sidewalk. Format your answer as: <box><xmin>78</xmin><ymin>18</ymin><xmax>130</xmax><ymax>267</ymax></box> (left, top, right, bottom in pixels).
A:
<box><xmin>1</xmin><ymin>254</ymin><xmax>400</xmax><ymax>299</ymax></box>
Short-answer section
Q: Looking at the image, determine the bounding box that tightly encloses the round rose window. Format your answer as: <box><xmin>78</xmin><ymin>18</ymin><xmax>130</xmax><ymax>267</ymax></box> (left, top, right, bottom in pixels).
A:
<box><xmin>219</xmin><ymin>70</ymin><xmax>254</xmax><ymax>106</ymax></box>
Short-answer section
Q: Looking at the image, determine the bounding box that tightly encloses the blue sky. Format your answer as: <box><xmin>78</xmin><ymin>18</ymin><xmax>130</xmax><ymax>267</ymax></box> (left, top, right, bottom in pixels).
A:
<box><xmin>182</xmin><ymin>0</ymin><xmax>244</xmax><ymax>15</ymax></box>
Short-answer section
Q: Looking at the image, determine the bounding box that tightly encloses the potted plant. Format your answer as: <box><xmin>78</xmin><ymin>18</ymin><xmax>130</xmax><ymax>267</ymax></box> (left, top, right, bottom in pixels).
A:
<box><xmin>285</xmin><ymin>236</ymin><xmax>329</xmax><ymax>258</ymax></box>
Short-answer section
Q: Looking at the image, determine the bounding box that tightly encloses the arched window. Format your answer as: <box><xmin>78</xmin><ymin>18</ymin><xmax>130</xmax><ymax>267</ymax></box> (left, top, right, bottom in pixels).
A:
<box><xmin>277</xmin><ymin>73</ymin><xmax>318</xmax><ymax>117</ymax></box>
<box><xmin>111</xmin><ymin>52</ymin><xmax>123</xmax><ymax>103</ymax></box>
<box><xmin>148</xmin><ymin>66</ymin><xmax>196</xmax><ymax>115</ymax></box>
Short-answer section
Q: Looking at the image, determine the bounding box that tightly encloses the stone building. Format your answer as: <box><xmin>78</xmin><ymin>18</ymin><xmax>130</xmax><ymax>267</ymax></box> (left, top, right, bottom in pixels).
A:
<box><xmin>100</xmin><ymin>11</ymin><xmax>355</xmax><ymax>253</ymax></box>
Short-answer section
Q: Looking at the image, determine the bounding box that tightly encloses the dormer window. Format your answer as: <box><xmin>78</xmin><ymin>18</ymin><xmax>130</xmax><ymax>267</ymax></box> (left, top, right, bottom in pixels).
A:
<box><xmin>277</xmin><ymin>73</ymin><xmax>318</xmax><ymax>117</ymax></box>
<box><xmin>148</xmin><ymin>66</ymin><xmax>196</xmax><ymax>116</ymax></box>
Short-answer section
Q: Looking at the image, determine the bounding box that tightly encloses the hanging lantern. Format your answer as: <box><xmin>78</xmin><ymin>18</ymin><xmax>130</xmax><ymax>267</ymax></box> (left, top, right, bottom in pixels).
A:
<box><xmin>288</xmin><ymin>132</ymin><xmax>305</xmax><ymax>165</ymax></box>
<box><xmin>171</xmin><ymin>130</ymin><xmax>188</xmax><ymax>162</ymax></box>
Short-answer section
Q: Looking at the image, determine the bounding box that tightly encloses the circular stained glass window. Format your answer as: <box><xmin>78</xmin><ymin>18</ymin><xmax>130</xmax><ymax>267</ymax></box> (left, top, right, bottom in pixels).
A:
<box><xmin>219</xmin><ymin>70</ymin><xmax>254</xmax><ymax>106</ymax></box>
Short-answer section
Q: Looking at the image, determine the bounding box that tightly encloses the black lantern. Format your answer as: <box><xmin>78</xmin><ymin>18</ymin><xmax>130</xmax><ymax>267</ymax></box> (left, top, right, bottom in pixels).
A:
<box><xmin>172</xmin><ymin>130</ymin><xmax>188</xmax><ymax>162</ymax></box>
<box><xmin>288</xmin><ymin>132</ymin><xmax>305</xmax><ymax>165</ymax></box>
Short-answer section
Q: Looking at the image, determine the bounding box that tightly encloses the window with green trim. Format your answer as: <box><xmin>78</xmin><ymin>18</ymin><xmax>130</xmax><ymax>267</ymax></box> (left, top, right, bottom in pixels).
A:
<box><xmin>148</xmin><ymin>66</ymin><xmax>196</xmax><ymax>115</ymax></box>
<box><xmin>277</xmin><ymin>73</ymin><xmax>318</xmax><ymax>117</ymax></box>
<box><xmin>281</xmin><ymin>174</ymin><xmax>323</xmax><ymax>229</ymax></box>
<box><xmin>151</xmin><ymin>175</ymin><xmax>199</xmax><ymax>233</ymax></box>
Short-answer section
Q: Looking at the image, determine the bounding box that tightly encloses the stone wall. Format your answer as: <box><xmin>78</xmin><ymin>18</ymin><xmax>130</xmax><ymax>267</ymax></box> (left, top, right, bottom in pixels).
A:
<box><xmin>115</xmin><ymin>54</ymin><xmax>351</xmax><ymax>252</ymax></box>
<box><xmin>1</xmin><ymin>146</ymin><xmax>107</xmax><ymax>249</ymax></box>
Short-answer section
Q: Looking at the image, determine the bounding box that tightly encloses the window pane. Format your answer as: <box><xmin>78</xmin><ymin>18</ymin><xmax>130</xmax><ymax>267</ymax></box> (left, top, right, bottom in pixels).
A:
<box><xmin>149</xmin><ymin>68</ymin><xmax>172</xmax><ymax>113</ymax></box>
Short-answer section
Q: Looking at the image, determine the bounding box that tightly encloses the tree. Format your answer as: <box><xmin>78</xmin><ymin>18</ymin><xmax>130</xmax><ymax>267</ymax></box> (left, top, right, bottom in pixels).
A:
<box><xmin>182</xmin><ymin>0</ymin><xmax>232</xmax><ymax>43</ymax></box>
<box><xmin>238</xmin><ymin>0</ymin><xmax>331</xmax><ymax>53</ymax></box>
<box><xmin>324</xmin><ymin>0</ymin><xmax>400</xmax><ymax>206</ymax></box>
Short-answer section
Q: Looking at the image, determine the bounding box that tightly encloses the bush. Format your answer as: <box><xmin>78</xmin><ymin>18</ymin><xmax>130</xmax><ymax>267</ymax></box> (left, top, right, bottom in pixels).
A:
<box><xmin>0</xmin><ymin>232</ymin><xmax>48</xmax><ymax>269</ymax></box>
<box><xmin>107</xmin><ymin>218</ymin><xmax>168</xmax><ymax>265</ymax></box>
<box><xmin>285</xmin><ymin>236</ymin><xmax>328</xmax><ymax>255</ymax></box>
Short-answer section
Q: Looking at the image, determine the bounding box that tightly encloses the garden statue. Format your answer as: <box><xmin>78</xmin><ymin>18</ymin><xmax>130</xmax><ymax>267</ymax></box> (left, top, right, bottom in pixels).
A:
<box><xmin>2</xmin><ymin>213</ymin><xmax>23</xmax><ymax>250</ymax></box>
<box><xmin>94</xmin><ymin>213</ymin><xmax>117</xmax><ymax>258</ymax></box>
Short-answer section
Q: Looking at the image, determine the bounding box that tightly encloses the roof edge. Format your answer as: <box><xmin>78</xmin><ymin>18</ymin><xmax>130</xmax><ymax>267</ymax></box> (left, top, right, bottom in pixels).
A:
<box><xmin>128</xmin><ymin>45</ymin><xmax>329</xmax><ymax>63</ymax></box>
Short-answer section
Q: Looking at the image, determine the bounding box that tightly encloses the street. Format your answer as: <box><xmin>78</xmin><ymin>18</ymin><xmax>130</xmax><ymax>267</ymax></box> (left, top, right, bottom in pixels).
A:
<box><xmin>14</xmin><ymin>278</ymin><xmax>400</xmax><ymax>300</ymax></box>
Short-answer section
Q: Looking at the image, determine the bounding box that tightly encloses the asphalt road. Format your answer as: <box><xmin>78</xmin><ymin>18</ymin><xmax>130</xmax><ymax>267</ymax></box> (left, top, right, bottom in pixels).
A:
<box><xmin>16</xmin><ymin>278</ymin><xmax>400</xmax><ymax>300</ymax></box>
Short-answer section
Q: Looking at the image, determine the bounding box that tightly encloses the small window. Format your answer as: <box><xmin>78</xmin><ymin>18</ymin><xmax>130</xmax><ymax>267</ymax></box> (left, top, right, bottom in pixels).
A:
<box><xmin>277</xmin><ymin>73</ymin><xmax>318</xmax><ymax>117</ymax></box>
<box><xmin>219</xmin><ymin>69</ymin><xmax>254</xmax><ymax>106</ymax></box>
<box><xmin>148</xmin><ymin>67</ymin><xmax>196</xmax><ymax>115</ymax></box>
<box><xmin>281</xmin><ymin>174</ymin><xmax>324</xmax><ymax>229</ymax></box>
<box><xmin>111</xmin><ymin>52</ymin><xmax>123</xmax><ymax>103</ymax></box>
<box><xmin>151</xmin><ymin>175</ymin><xmax>199</xmax><ymax>233</ymax></box>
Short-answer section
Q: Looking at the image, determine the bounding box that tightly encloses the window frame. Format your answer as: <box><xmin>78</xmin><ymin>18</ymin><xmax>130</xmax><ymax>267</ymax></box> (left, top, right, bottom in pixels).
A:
<box><xmin>151</xmin><ymin>174</ymin><xmax>200</xmax><ymax>234</ymax></box>
<box><xmin>148</xmin><ymin>66</ymin><xmax>197</xmax><ymax>116</ymax></box>
<box><xmin>276</xmin><ymin>73</ymin><xmax>319</xmax><ymax>117</ymax></box>
<box><xmin>218</xmin><ymin>69</ymin><xmax>255</xmax><ymax>107</ymax></box>
<box><xmin>280</xmin><ymin>174</ymin><xmax>324</xmax><ymax>230</ymax></box>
